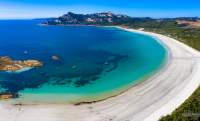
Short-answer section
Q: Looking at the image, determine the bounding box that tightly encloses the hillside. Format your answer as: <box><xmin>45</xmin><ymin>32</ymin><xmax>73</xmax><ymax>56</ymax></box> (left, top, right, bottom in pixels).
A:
<box><xmin>43</xmin><ymin>12</ymin><xmax>153</xmax><ymax>25</ymax></box>
<box><xmin>44</xmin><ymin>12</ymin><xmax>200</xmax><ymax>28</ymax></box>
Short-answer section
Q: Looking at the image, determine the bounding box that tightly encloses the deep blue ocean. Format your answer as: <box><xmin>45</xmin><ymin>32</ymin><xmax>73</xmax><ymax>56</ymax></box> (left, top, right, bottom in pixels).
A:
<box><xmin>0</xmin><ymin>20</ymin><xmax>166</xmax><ymax>103</ymax></box>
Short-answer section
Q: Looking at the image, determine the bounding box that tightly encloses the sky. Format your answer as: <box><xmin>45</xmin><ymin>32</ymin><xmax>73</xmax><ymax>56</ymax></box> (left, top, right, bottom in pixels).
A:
<box><xmin>0</xmin><ymin>0</ymin><xmax>200</xmax><ymax>19</ymax></box>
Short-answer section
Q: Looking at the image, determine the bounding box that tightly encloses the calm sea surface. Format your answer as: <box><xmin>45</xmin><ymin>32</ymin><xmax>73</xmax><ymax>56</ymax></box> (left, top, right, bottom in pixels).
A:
<box><xmin>0</xmin><ymin>20</ymin><xmax>166</xmax><ymax>103</ymax></box>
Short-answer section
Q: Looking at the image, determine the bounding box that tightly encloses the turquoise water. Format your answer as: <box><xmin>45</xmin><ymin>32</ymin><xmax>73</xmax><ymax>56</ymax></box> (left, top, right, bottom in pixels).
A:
<box><xmin>0</xmin><ymin>20</ymin><xmax>166</xmax><ymax>103</ymax></box>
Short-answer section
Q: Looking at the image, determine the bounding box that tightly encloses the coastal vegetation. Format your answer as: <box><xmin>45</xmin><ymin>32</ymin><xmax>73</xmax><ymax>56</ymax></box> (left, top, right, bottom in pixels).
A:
<box><xmin>159</xmin><ymin>86</ymin><xmax>200</xmax><ymax>121</ymax></box>
<box><xmin>44</xmin><ymin>12</ymin><xmax>133</xmax><ymax>25</ymax></box>
<box><xmin>45</xmin><ymin>12</ymin><xmax>200</xmax><ymax>120</ymax></box>
<box><xmin>126</xmin><ymin>19</ymin><xmax>200</xmax><ymax>51</ymax></box>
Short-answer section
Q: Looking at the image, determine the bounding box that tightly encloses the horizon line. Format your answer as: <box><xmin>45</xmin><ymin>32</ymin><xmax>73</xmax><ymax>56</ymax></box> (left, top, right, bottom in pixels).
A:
<box><xmin>0</xmin><ymin>12</ymin><xmax>199</xmax><ymax>20</ymax></box>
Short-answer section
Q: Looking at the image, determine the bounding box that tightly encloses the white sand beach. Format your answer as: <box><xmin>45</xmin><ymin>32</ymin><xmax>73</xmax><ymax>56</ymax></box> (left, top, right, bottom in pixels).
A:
<box><xmin>1</xmin><ymin>28</ymin><xmax>200</xmax><ymax>121</ymax></box>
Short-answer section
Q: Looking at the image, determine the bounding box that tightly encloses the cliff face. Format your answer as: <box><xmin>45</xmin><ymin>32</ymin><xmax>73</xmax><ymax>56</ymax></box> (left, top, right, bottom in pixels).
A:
<box><xmin>44</xmin><ymin>12</ymin><xmax>134</xmax><ymax>25</ymax></box>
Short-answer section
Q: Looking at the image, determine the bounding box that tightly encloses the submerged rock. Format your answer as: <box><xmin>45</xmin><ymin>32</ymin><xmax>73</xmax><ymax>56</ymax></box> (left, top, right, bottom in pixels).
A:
<box><xmin>104</xmin><ymin>62</ymin><xmax>109</xmax><ymax>65</ymax></box>
<box><xmin>24</xmin><ymin>50</ymin><xmax>28</xmax><ymax>54</ymax></box>
<box><xmin>51</xmin><ymin>55</ymin><xmax>60</xmax><ymax>61</ymax></box>
<box><xmin>72</xmin><ymin>65</ymin><xmax>77</xmax><ymax>69</ymax></box>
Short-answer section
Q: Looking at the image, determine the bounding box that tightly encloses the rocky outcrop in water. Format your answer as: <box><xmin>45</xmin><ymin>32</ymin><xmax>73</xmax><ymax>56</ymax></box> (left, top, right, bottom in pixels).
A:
<box><xmin>0</xmin><ymin>92</ymin><xmax>18</xmax><ymax>99</ymax></box>
<box><xmin>0</xmin><ymin>56</ymin><xmax>42</xmax><ymax>71</ymax></box>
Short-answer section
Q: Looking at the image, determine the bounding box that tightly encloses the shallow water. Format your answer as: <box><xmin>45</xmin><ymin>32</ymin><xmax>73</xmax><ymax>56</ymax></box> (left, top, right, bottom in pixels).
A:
<box><xmin>0</xmin><ymin>20</ymin><xmax>166</xmax><ymax>103</ymax></box>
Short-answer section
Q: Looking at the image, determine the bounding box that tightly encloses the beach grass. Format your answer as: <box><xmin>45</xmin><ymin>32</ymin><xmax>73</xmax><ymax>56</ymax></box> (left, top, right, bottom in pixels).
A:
<box><xmin>159</xmin><ymin>86</ymin><xmax>200</xmax><ymax>121</ymax></box>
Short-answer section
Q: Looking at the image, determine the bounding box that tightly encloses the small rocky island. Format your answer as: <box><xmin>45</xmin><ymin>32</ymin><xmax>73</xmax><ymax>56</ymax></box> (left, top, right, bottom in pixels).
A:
<box><xmin>0</xmin><ymin>56</ymin><xmax>42</xmax><ymax>72</ymax></box>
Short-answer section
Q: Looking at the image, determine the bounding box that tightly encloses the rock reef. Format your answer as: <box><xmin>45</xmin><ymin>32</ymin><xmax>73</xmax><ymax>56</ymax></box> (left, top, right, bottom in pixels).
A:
<box><xmin>51</xmin><ymin>55</ymin><xmax>60</xmax><ymax>61</ymax></box>
<box><xmin>0</xmin><ymin>56</ymin><xmax>42</xmax><ymax>71</ymax></box>
<box><xmin>0</xmin><ymin>92</ymin><xmax>18</xmax><ymax>100</ymax></box>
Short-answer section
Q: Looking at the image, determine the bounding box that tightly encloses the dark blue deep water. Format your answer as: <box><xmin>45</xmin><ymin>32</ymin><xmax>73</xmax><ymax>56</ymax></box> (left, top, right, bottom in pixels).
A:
<box><xmin>0</xmin><ymin>20</ymin><xmax>166</xmax><ymax>103</ymax></box>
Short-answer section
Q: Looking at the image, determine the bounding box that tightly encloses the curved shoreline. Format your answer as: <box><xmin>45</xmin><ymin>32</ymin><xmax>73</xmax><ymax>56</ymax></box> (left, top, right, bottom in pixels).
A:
<box><xmin>1</xmin><ymin>28</ymin><xmax>200</xmax><ymax>121</ymax></box>
<box><xmin>2</xmin><ymin>26</ymin><xmax>166</xmax><ymax>104</ymax></box>
<box><xmin>118</xmin><ymin>27</ymin><xmax>200</xmax><ymax>121</ymax></box>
